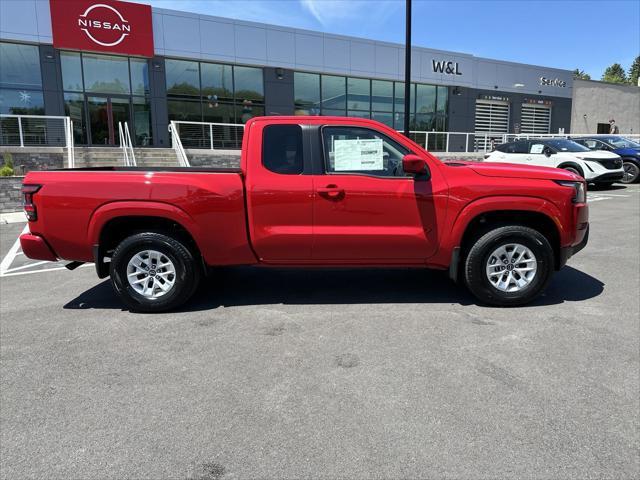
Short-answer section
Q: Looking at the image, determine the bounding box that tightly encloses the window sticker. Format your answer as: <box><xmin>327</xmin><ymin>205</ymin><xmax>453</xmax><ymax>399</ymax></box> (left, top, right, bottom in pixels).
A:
<box><xmin>333</xmin><ymin>138</ymin><xmax>383</xmax><ymax>171</ymax></box>
<box><xmin>530</xmin><ymin>144</ymin><xmax>545</xmax><ymax>154</ymax></box>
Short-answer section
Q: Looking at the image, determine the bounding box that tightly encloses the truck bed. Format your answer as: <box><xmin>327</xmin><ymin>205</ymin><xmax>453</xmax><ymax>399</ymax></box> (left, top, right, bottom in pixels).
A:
<box><xmin>24</xmin><ymin>168</ymin><xmax>256</xmax><ymax>266</ymax></box>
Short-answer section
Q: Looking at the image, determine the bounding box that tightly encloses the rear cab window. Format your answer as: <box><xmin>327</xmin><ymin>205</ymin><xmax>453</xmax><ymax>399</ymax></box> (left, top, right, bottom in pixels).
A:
<box><xmin>321</xmin><ymin>126</ymin><xmax>410</xmax><ymax>177</ymax></box>
<box><xmin>262</xmin><ymin>124</ymin><xmax>304</xmax><ymax>175</ymax></box>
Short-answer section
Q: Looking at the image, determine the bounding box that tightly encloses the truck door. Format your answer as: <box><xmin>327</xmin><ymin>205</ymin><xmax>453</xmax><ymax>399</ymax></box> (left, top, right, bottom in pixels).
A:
<box><xmin>311</xmin><ymin>125</ymin><xmax>441</xmax><ymax>262</ymax></box>
<box><xmin>244</xmin><ymin>123</ymin><xmax>313</xmax><ymax>262</ymax></box>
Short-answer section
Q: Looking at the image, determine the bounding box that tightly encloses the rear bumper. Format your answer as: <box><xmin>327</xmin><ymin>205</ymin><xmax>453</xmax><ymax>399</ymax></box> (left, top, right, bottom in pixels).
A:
<box><xmin>19</xmin><ymin>233</ymin><xmax>57</xmax><ymax>262</ymax></box>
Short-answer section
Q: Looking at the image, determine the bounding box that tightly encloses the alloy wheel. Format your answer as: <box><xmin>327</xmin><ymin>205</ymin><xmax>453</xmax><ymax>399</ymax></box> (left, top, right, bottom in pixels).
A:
<box><xmin>485</xmin><ymin>243</ymin><xmax>537</xmax><ymax>293</ymax></box>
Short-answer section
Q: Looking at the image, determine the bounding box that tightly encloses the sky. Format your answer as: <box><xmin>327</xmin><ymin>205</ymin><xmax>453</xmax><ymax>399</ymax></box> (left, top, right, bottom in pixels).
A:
<box><xmin>144</xmin><ymin>0</ymin><xmax>640</xmax><ymax>79</ymax></box>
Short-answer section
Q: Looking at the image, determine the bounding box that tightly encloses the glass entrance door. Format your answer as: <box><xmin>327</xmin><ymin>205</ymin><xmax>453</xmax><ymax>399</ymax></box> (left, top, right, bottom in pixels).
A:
<box><xmin>87</xmin><ymin>96</ymin><xmax>131</xmax><ymax>145</ymax></box>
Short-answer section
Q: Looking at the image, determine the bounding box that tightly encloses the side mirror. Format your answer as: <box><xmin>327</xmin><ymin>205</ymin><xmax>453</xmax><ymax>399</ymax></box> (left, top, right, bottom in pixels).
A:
<box><xmin>543</xmin><ymin>147</ymin><xmax>553</xmax><ymax>157</ymax></box>
<box><xmin>402</xmin><ymin>154</ymin><xmax>430</xmax><ymax>179</ymax></box>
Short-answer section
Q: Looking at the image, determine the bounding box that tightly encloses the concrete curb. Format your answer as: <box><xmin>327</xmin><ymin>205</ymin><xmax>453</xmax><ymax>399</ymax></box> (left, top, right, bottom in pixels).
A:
<box><xmin>0</xmin><ymin>212</ymin><xmax>26</xmax><ymax>224</ymax></box>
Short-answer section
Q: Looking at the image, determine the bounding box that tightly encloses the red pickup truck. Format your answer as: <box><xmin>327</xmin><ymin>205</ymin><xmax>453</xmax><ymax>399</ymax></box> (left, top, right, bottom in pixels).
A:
<box><xmin>20</xmin><ymin>116</ymin><xmax>589</xmax><ymax>312</ymax></box>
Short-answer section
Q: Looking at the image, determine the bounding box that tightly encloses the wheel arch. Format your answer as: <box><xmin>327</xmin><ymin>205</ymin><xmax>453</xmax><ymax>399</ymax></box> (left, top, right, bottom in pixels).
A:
<box><xmin>448</xmin><ymin>199</ymin><xmax>564</xmax><ymax>280</ymax></box>
<box><xmin>557</xmin><ymin>162</ymin><xmax>585</xmax><ymax>178</ymax></box>
<box><xmin>88</xmin><ymin>202</ymin><xmax>203</xmax><ymax>278</ymax></box>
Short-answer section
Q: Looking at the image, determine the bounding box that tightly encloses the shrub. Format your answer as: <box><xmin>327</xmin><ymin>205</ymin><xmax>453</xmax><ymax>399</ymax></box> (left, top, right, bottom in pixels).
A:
<box><xmin>2</xmin><ymin>152</ymin><xmax>13</xmax><ymax>170</ymax></box>
<box><xmin>0</xmin><ymin>165</ymin><xmax>14</xmax><ymax>176</ymax></box>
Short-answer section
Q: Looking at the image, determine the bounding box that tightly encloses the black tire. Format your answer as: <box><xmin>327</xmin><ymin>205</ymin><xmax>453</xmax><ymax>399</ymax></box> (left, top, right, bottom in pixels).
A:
<box><xmin>464</xmin><ymin>225</ymin><xmax>554</xmax><ymax>307</ymax></box>
<box><xmin>563</xmin><ymin>166</ymin><xmax>583</xmax><ymax>177</ymax></box>
<box><xmin>622</xmin><ymin>160</ymin><xmax>640</xmax><ymax>184</ymax></box>
<box><xmin>110</xmin><ymin>232</ymin><xmax>201</xmax><ymax>312</ymax></box>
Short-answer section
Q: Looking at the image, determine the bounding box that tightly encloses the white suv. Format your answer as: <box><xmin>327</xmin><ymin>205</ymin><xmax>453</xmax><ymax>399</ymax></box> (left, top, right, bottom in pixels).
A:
<box><xmin>484</xmin><ymin>138</ymin><xmax>624</xmax><ymax>186</ymax></box>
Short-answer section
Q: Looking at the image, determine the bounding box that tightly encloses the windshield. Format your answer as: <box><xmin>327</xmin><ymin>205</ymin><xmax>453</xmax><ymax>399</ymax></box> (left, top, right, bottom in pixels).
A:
<box><xmin>604</xmin><ymin>137</ymin><xmax>640</xmax><ymax>148</ymax></box>
<box><xmin>546</xmin><ymin>139</ymin><xmax>590</xmax><ymax>152</ymax></box>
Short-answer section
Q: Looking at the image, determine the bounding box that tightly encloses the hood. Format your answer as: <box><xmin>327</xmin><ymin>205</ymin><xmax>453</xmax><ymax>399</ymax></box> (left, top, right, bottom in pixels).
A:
<box><xmin>452</xmin><ymin>161</ymin><xmax>581</xmax><ymax>181</ymax></box>
<box><xmin>612</xmin><ymin>147</ymin><xmax>640</xmax><ymax>157</ymax></box>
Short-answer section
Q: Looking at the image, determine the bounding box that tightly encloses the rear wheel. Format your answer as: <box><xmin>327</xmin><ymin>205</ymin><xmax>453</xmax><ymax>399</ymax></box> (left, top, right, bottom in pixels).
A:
<box><xmin>622</xmin><ymin>161</ymin><xmax>640</xmax><ymax>184</ymax></box>
<box><xmin>464</xmin><ymin>225</ymin><xmax>554</xmax><ymax>307</ymax></box>
<box><xmin>110</xmin><ymin>232</ymin><xmax>201</xmax><ymax>312</ymax></box>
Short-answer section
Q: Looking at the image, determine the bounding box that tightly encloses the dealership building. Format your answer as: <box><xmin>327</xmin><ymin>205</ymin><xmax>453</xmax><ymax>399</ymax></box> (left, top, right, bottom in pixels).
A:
<box><xmin>1</xmin><ymin>0</ymin><xmax>576</xmax><ymax>150</ymax></box>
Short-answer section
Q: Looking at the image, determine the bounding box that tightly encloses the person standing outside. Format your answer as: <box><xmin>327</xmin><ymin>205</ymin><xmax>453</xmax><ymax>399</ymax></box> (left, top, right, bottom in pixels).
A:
<box><xmin>609</xmin><ymin>119</ymin><xmax>620</xmax><ymax>134</ymax></box>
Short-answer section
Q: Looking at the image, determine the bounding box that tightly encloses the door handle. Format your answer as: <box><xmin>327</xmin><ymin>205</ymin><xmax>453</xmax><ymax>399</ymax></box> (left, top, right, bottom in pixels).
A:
<box><xmin>317</xmin><ymin>185</ymin><xmax>344</xmax><ymax>199</ymax></box>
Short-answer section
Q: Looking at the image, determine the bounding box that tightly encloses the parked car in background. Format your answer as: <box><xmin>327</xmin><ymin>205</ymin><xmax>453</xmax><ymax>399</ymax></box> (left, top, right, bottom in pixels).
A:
<box><xmin>485</xmin><ymin>138</ymin><xmax>624</xmax><ymax>186</ymax></box>
<box><xmin>572</xmin><ymin>136</ymin><xmax>640</xmax><ymax>184</ymax></box>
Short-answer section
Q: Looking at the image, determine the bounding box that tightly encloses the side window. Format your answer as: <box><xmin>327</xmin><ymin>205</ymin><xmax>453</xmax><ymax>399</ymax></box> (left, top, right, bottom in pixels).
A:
<box><xmin>580</xmin><ymin>139</ymin><xmax>598</xmax><ymax>150</ymax></box>
<box><xmin>513</xmin><ymin>141</ymin><xmax>529</xmax><ymax>154</ymax></box>
<box><xmin>321</xmin><ymin>126</ymin><xmax>410</xmax><ymax>177</ymax></box>
<box><xmin>529</xmin><ymin>142</ymin><xmax>545</xmax><ymax>154</ymax></box>
<box><xmin>262</xmin><ymin>125</ymin><xmax>304</xmax><ymax>175</ymax></box>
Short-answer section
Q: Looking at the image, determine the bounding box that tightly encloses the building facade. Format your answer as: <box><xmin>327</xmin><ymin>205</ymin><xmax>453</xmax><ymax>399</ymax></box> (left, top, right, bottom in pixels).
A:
<box><xmin>1</xmin><ymin>0</ymin><xmax>574</xmax><ymax>150</ymax></box>
<box><xmin>570</xmin><ymin>79</ymin><xmax>640</xmax><ymax>135</ymax></box>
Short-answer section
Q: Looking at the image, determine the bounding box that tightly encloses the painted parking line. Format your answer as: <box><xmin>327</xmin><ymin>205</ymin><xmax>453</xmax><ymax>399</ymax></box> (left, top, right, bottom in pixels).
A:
<box><xmin>0</xmin><ymin>225</ymin><xmax>92</xmax><ymax>278</ymax></box>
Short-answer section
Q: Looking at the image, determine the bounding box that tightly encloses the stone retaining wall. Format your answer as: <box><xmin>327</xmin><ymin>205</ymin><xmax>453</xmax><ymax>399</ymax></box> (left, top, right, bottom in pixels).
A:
<box><xmin>0</xmin><ymin>176</ymin><xmax>24</xmax><ymax>213</ymax></box>
<box><xmin>1</xmin><ymin>147</ymin><xmax>65</xmax><ymax>175</ymax></box>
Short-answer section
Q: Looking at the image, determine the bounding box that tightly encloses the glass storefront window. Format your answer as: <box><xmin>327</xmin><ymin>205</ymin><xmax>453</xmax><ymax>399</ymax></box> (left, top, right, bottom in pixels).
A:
<box><xmin>347</xmin><ymin>110</ymin><xmax>370</xmax><ymax>119</ymax></box>
<box><xmin>347</xmin><ymin>77</ymin><xmax>370</xmax><ymax>111</ymax></box>
<box><xmin>201</xmin><ymin>63</ymin><xmax>233</xmax><ymax>101</ymax></box>
<box><xmin>132</xmin><ymin>96</ymin><xmax>152</xmax><ymax>146</ymax></box>
<box><xmin>294</xmin><ymin>72</ymin><xmax>320</xmax><ymax>110</ymax></box>
<box><xmin>321</xmin><ymin>75</ymin><xmax>346</xmax><ymax>111</ymax></box>
<box><xmin>130</xmin><ymin>58</ymin><xmax>150</xmax><ymax>96</ymax></box>
<box><xmin>165</xmin><ymin>59</ymin><xmax>200</xmax><ymax>97</ymax></box>
<box><xmin>168</xmin><ymin>99</ymin><xmax>201</xmax><ymax>122</ymax></box>
<box><xmin>371</xmin><ymin>112</ymin><xmax>393</xmax><ymax>128</ymax></box>
<box><xmin>416</xmin><ymin>84</ymin><xmax>436</xmax><ymax>114</ymax></box>
<box><xmin>0</xmin><ymin>88</ymin><xmax>44</xmax><ymax>114</ymax></box>
<box><xmin>436</xmin><ymin>85</ymin><xmax>448</xmax><ymax>131</ymax></box>
<box><xmin>371</xmin><ymin>80</ymin><xmax>393</xmax><ymax>112</ymax></box>
<box><xmin>202</xmin><ymin>101</ymin><xmax>235</xmax><ymax>124</ymax></box>
<box><xmin>82</xmin><ymin>53</ymin><xmax>130</xmax><ymax>95</ymax></box>
<box><xmin>63</xmin><ymin>92</ymin><xmax>86</xmax><ymax>144</ymax></box>
<box><xmin>60</xmin><ymin>52</ymin><xmax>83</xmax><ymax>92</ymax></box>
<box><xmin>0</xmin><ymin>42</ymin><xmax>42</xmax><ymax>89</ymax></box>
<box><xmin>234</xmin><ymin>66</ymin><xmax>264</xmax><ymax>102</ymax></box>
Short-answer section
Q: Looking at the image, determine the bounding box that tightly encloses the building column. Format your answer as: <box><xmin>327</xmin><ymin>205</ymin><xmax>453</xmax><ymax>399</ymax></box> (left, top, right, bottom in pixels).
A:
<box><xmin>39</xmin><ymin>45</ymin><xmax>64</xmax><ymax>116</ymax></box>
<box><xmin>264</xmin><ymin>67</ymin><xmax>294</xmax><ymax>116</ymax></box>
<box><xmin>149</xmin><ymin>57</ymin><xmax>169</xmax><ymax>147</ymax></box>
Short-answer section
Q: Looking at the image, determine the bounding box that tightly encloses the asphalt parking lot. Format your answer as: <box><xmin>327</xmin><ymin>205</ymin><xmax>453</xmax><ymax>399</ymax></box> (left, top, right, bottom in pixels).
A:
<box><xmin>1</xmin><ymin>185</ymin><xmax>639</xmax><ymax>480</ymax></box>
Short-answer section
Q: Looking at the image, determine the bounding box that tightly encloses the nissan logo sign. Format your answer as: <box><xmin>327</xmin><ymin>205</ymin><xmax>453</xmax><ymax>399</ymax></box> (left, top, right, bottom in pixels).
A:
<box><xmin>77</xmin><ymin>3</ymin><xmax>131</xmax><ymax>47</ymax></box>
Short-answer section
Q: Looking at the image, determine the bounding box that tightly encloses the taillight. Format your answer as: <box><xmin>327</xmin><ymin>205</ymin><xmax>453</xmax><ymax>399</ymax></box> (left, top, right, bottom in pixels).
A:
<box><xmin>21</xmin><ymin>184</ymin><xmax>41</xmax><ymax>221</ymax></box>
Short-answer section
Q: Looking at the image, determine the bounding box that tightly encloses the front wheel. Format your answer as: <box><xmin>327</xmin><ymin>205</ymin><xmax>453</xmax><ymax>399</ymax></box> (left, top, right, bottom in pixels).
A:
<box><xmin>464</xmin><ymin>226</ymin><xmax>554</xmax><ymax>307</ymax></box>
<box><xmin>622</xmin><ymin>161</ymin><xmax>640</xmax><ymax>184</ymax></box>
<box><xmin>110</xmin><ymin>232</ymin><xmax>201</xmax><ymax>312</ymax></box>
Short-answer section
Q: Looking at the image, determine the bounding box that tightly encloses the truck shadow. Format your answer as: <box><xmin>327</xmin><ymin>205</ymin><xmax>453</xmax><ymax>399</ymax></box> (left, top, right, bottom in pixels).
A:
<box><xmin>63</xmin><ymin>265</ymin><xmax>604</xmax><ymax>312</ymax></box>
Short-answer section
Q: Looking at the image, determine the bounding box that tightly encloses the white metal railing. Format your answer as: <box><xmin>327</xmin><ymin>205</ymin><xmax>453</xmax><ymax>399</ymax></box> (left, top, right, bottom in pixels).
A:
<box><xmin>170</xmin><ymin>120</ymin><xmax>245</xmax><ymax>150</ymax></box>
<box><xmin>168</xmin><ymin>121</ymin><xmax>190</xmax><ymax>167</ymax></box>
<box><xmin>402</xmin><ymin>131</ymin><xmax>640</xmax><ymax>153</ymax></box>
<box><xmin>0</xmin><ymin>114</ymin><xmax>74</xmax><ymax>167</ymax></box>
<box><xmin>118</xmin><ymin>121</ymin><xmax>136</xmax><ymax>167</ymax></box>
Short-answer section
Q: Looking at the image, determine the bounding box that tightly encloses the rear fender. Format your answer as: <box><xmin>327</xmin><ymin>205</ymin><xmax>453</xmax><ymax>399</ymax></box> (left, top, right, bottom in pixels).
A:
<box><xmin>87</xmin><ymin>201</ymin><xmax>202</xmax><ymax>253</ymax></box>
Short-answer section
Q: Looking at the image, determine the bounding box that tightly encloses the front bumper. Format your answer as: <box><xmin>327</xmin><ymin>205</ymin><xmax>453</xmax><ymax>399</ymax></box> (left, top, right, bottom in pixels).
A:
<box><xmin>558</xmin><ymin>225</ymin><xmax>589</xmax><ymax>268</ymax></box>
<box><xmin>19</xmin><ymin>233</ymin><xmax>57</xmax><ymax>262</ymax></box>
<box><xmin>589</xmin><ymin>171</ymin><xmax>624</xmax><ymax>184</ymax></box>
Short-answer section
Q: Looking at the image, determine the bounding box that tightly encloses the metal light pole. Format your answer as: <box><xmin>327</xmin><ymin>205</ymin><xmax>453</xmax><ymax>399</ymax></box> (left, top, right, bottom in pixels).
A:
<box><xmin>403</xmin><ymin>0</ymin><xmax>412</xmax><ymax>137</ymax></box>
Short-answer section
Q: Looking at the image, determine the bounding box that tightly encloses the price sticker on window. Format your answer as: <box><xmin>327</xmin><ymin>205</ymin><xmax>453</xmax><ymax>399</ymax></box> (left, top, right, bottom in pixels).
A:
<box><xmin>333</xmin><ymin>139</ymin><xmax>383</xmax><ymax>171</ymax></box>
<box><xmin>530</xmin><ymin>144</ymin><xmax>545</xmax><ymax>154</ymax></box>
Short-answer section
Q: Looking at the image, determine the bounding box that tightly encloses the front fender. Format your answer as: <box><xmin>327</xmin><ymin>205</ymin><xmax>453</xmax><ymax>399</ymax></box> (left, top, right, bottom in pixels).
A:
<box><xmin>449</xmin><ymin>196</ymin><xmax>564</xmax><ymax>247</ymax></box>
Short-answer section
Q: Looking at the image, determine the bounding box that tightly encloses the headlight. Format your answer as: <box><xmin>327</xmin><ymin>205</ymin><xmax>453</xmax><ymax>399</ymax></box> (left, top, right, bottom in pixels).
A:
<box><xmin>555</xmin><ymin>180</ymin><xmax>586</xmax><ymax>203</ymax></box>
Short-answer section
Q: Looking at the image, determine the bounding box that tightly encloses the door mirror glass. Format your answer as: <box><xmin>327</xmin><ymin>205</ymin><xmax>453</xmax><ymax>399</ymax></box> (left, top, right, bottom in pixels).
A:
<box><xmin>402</xmin><ymin>154</ymin><xmax>430</xmax><ymax>178</ymax></box>
<box><xmin>543</xmin><ymin>147</ymin><xmax>553</xmax><ymax>157</ymax></box>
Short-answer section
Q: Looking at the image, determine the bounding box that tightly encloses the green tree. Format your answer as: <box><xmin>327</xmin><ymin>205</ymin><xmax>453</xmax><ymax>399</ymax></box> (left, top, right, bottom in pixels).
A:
<box><xmin>573</xmin><ymin>69</ymin><xmax>591</xmax><ymax>80</ymax></box>
<box><xmin>602</xmin><ymin>63</ymin><xmax>628</xmax><ymax>84</ymax></box>
<box><xmin>628</xmin><ymin>56</ymin><xmax>640</xmax><ymax>86</ymax></box>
